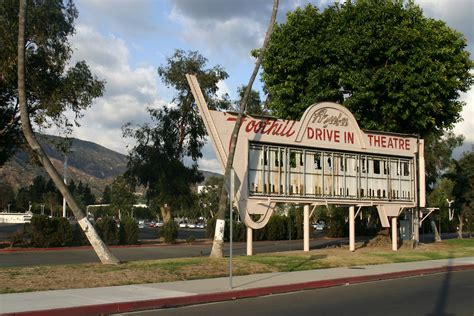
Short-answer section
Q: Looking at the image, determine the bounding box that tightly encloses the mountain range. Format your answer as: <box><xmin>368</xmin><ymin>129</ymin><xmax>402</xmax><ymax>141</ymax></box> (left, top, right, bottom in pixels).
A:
<box><xmin>0</xmin><ymin>134</ymin><xmax>221</xmax><ymax>197</ymax></box>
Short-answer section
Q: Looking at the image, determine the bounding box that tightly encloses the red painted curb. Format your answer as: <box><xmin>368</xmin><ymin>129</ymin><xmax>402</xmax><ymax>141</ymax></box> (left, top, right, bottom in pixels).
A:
<box><xmin>3</xmin><ymin>264</ymin><xmax>473</xmax><ymax>316</ymax></box>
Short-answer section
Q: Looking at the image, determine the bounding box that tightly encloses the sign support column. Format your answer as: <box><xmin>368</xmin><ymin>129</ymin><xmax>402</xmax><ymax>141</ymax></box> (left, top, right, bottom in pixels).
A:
<box><xmin>349</xmin><ymin>206</ymin><xmax>355</xmax><ymax>251</ymax></box>
<box><xmin>391</xmin><ymin>217</ymin><xmax>398</xmax><ymax>251</ymax></box>
<box><xmin>247</xmin><ymin>227</ymin><xmax>253</xmax><ymax>256</ymax></box>
<box><xmin>304</xmin><ymin>204</ymin><xmax>310</xmax><ymax>252</ymax></box>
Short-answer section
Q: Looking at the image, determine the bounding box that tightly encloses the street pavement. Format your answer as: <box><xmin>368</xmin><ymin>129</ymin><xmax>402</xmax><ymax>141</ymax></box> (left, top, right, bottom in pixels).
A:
<box><xmin>1</xmin><ymin>257</ymin><xmax>473</xmax><ymax>315</ymax></box>
<box><xmin>0</xmin><ymin>232</ymin><xmax>337</xmax><ymax>267</ymax></box>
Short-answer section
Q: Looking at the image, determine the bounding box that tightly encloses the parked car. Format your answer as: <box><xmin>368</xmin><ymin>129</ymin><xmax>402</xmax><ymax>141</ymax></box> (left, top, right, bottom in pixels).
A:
<box><xmin>197</xmin><ymin>222</ymin><xmax>205</xmax><ymax>229</ymax></box>
<box><xmin>188</xmin><ymin>223</ymin><xmax>196</xmax><ymax>229</ymax></box>
<box><xmin>313</xmin><ymin>222</ymin><xmax>326</xmax><ymax>231</ymax></box>
<box><xmin>179</xmin><ymin>222</ymin><xmax>187</xmax><ymax>228</ymax></box>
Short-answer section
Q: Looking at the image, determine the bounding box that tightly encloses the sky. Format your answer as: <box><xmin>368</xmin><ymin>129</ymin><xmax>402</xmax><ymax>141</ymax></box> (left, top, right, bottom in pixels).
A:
<box><xmin>53</xmin><ymin>0</ymin><xmax>474</xmax><ymax>174</ymax></box>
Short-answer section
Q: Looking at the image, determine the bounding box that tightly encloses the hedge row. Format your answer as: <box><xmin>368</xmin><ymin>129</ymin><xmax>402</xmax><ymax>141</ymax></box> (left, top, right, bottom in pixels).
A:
<box><xmin>206</xmin><ymin>212</ymin><xmax>305</xmax><ymax>242</ymax></box>
<box><xmin>17</xmin><ymin>215</ymin><xmax>139</xmax><ymax>248</ymax></box>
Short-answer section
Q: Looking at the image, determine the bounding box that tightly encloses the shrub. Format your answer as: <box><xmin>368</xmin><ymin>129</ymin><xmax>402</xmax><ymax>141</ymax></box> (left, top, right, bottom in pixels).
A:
<box><xmin>71</xmin><ymin>223</ymin><xmax>89</xmax><ymax>246</ymax></box>
<box><xmin>95</xmin><ymin>217</ymin><xmax>119</xmax><ymax>245</ymax></box>
<box><xmin>186</xmin><ymin>235</ymin><xmax>196</xmax><ymax>243</ymax></box>
<box><xmin>119</xmin><ymin>217</ymin><xmax>139</xmax><ymax>245</ymax></box>
<box><xmin>161</xmin><ymin>220</ymin><xmax>178</xmax><ymax>243</ymax></box>
<box><xmin>29</xmin><ymin>215</ymin><xmax>74</xmax><ymax>247</ymax></box>
<box><xmin>266</xmin><ymin>215</ymin><xmax>288</xmax><ymax>240</ymax></box>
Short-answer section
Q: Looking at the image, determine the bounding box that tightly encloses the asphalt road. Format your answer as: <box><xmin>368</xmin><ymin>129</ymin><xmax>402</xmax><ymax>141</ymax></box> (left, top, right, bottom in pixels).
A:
<box><xmin>118</xmin><ymin>270</ymin><xmax>474</xmax><ymax>316</ymax></box>
<box><xmin>0</xmin><ymin>231</ymin><xmax>335</xmax><ymax>268</ymax></box>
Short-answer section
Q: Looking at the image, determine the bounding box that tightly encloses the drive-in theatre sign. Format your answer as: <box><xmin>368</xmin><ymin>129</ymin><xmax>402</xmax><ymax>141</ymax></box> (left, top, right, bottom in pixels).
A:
<box><xmin>187</xmin><ymin>75</ymin><xmax>426</xmax><ymax>254</ymax></box>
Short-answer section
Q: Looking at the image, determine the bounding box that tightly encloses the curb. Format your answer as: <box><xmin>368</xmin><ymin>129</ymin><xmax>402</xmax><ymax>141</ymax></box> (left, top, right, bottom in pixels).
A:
<box><xmin>3</xmin><ymin>264</ymin><xmax>473</xmax><ymax>316</ymax></box>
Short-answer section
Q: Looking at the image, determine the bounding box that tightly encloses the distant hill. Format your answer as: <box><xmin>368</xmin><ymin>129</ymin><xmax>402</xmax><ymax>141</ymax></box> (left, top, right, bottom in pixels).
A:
<box><xmin>0</xmin><ymin>134</ymin><xmax>222</xmax><ymax>197</ymax></box>
<box><xmin>0</xmin><ymin>134</ymin><xmax>128</xmax><ymax>197</ymax></box>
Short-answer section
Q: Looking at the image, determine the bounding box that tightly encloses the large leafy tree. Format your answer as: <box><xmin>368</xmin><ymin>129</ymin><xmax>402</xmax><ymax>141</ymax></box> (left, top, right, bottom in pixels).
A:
<box><xmin>261</xmin><ymin>1</ymin><xmax>472</xmax><ymax>138</ymax></box>
<box><xmin>125</xmin><ymin>50</ymin><xmax>227</xmax><ymax>223</ymax></box>
<box><xmin>445</xmin><ymin>151</ymin><xmax>474</xmax><ymax>238</ymax></box>
<box><xmin>0</xmin><ymin>0</ymin><xmax>105</xmax><ymax>165</ymax></box>
<box><xmin>17</xmin><ymin>0</ymin><xmax>118</xmax><ymax>264</ymax></box>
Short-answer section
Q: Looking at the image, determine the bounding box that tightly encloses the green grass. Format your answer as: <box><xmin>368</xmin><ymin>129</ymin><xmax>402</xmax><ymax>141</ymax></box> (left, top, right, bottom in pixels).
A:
<box><xmin>242</xmin><ymin>255</ymin><xmax>329</xmax><ymax>272</ymax></box>
<box><xmin>442</xmin><ymin>238</ymin><xmax>474</xmax><ymax>247</ymax></box>
<box><xmin>141</xmin><ymin>257</ymin><xmax>208</xmax><ymax>271</ymax></box>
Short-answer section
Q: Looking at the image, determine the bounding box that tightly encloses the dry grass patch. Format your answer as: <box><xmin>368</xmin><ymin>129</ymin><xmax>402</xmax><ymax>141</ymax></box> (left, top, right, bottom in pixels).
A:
<box><xmin>1</xmin><ymin>238</ymin><xmax>472</xmax><ymax>294</ymax></box>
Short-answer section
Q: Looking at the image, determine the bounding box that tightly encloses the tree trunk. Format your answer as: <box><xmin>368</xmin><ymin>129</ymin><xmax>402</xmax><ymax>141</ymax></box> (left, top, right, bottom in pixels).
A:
<box><xmin>209</xmin><ymin>0</ymin><xmax>279</xmax><ymax>258</ymax></box>
<box><xmin>430</xmin><ymin>218</ymin><xmax>441</xmax><ymax>242</ymax></box>
<box><xmin>160</xmin><ymin>204</ymin><xmax>172</xmax><ymax>224</ymax></box>
<box><xmin>17</xmin><ymin>0</ymin><xmax>119</xmax><ymax>264</ymax></box>
<box><xmin>457</xmin><ymin>214</ymin><xmax>463</xmax><ymax>239</ymax></box>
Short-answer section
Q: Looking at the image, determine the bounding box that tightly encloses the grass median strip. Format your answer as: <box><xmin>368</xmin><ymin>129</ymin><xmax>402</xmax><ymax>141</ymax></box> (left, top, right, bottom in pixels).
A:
<box><xmin>1</xmin><ymin>238</ymin><xmax>473</xmax><ymax>294</ymax></box>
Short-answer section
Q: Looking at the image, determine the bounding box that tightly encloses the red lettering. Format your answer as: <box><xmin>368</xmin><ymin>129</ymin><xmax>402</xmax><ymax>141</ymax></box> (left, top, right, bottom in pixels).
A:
<box><xmin>381</xmin><ymin>136</ymin><xmax>387</xmax><ymax>148</ymax></box>
<box><xmin>334</xmin><ymin>130</ymin><xmax>340</xmax><ymax>143</ymax></box>
<box><xmin>368</xmin><ymin>134</ymin><xmax>374</xmax><ymax>146</ymax></box>
<box><xmin>284</xmin><ymin>121</ymin><xmax>296</xmax><ymax>137</ymax></box>
<box><xmin>246</xmin><ymin>120</ymin><xmax>255</xmax><ymax>132</ymax></box>
<box><xmin>399</xmin><ymin>139</ymin><xmax>405</xmax><ymax>150</ymax></box>
<box><xmin>406</xmin><ymin>140</ymin><xmax>410</xmax><ymax>151</ymax></box>
<box><xmin>307</xmin><ymin>127</ymin><xmax>314</xmax><ymax>139</ymax></box>
<box><xmin>315</xmin><ymin>128</ymin><xmax>323</xmax><ymax>140</ymax></box>
<box><xmin>387</xmin><ymin>137</ymin><xmax>393</xmax><ymax>148</ymax></box>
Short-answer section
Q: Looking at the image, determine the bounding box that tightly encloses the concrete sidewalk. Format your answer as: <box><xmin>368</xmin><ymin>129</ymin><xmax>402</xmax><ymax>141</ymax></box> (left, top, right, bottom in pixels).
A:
<box><xmin>1</xmin><ymin>257</ymin><xmax>473</xmax><ymax>316</ymax></box>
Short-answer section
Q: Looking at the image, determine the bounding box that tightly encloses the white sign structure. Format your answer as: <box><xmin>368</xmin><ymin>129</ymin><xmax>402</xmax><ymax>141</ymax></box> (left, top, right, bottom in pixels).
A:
<box><xmin>187</xmin><ymin>75</ymin><xmax>426</xmax><ymax>253</ymax></box>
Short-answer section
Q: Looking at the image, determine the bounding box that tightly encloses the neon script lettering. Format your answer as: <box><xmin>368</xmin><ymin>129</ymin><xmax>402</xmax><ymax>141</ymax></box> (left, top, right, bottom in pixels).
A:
<box><xmin>311</xmin><ymin>108</ymin><xmax>349</xmax><ymax>128</ymax></box>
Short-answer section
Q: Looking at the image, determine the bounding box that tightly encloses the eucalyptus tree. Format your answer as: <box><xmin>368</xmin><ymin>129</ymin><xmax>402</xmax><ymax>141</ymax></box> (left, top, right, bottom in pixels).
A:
<box><xmin>1</xmin><ymin>0</ymin><xmax>105</xmax><ymax>165</ymax></box>
<box><xmin>124</xmin><ymin>50</ymin><xmax>228</xmax><ymax>223</ymax></box>
<box><xmin>17</xmin><ymin>0</ymin><xmax>119</xmax><ymax>264</ymax></box>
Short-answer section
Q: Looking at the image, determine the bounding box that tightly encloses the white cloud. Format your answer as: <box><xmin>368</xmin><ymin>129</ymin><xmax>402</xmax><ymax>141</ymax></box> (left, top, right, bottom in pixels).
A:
<box><xmin>51</xmin><ymin>25</ymin><xmax>166</xmax><ymax>154</ymax></box>
<box><xmin>454</xmin><ymin>90</ymin><xmax>474</xmax><ymax>141</ymax></box>
<box><xmin>76</xmin><ymin>0</ymin><xmax>158</xmax><ymax>37</ymax></box>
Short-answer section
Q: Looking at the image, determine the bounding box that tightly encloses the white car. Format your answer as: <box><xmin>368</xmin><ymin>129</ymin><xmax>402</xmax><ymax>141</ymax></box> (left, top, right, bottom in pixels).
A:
<box><xmin>313</xmin><ymin>223</ymin><xmax>325</xmax><ymax>231</ymax></box>
<box><xmin>188</xmin><ymin>223</ymin><xmax>196</xmax><ymax>229</ymax></box>
<box><xmin>179</xmin><ymin>222</ymin><xmax>187</xmax><ymax>228</ymax></box>
<box><xmin>197</xmin><ymin>223</ymin><xmax>205</xmax><ymax>229</ymax></box>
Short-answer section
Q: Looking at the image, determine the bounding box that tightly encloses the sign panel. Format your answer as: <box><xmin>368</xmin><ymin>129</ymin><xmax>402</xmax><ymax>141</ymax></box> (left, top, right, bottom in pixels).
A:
<box><xmin>186</xmin><ymin>75</ymin><xmax>425</xmax><ymax>229</ymax></box>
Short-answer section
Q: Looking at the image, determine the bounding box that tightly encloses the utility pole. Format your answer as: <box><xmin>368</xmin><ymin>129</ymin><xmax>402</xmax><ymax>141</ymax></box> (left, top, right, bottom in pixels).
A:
<box><xmin>63</xmin><ymin>154</ymin><xmax>68</xmax><ymax>218</ymax></box>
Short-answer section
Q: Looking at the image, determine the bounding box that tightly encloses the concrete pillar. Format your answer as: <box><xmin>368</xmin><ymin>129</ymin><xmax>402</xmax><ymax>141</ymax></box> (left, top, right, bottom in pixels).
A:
<box><xmin>246</xmin><ymin>227</ymin><xmax>253</xmax><ymax>256</ymax></box>
<box><xmin>304</xmin><ymin>204</ymin><xmax>310</xmax><ymax>252</ymax></box>
<box><xmin>349</xmin><ymin>206</ymin><xmax>355</xmax><ymax>252</ymax></box>
<box><xmin>391</xmin><ymin>217</ymin><xmax>398</xmax><ymax>251</ymax></box>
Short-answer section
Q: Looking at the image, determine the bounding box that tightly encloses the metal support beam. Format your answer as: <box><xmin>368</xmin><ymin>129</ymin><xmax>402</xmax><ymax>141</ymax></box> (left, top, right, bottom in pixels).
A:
<box><xmin>349</xmin><ymin>205</ymin><xmax>355</xmax><ymax>252</ymax></box>
<box><xmin>304</xmin><ymin>204</ymin><xmax>310</xmax><ymax>252</ymax></box>
<box><xmin>391</xmin><ymin>217</ymin><xmax>398</xmax><ymax>251</ymax></box>
<box><xmin>247</xmin><ymin>227</ymin><xmax>253</xmax><ymax>256</ymax></box>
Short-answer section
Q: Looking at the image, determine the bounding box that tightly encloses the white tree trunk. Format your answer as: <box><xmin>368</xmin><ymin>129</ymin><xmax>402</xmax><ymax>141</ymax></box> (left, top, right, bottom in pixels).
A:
<box><xmin>210</xmin><ymin>0</ymin><xmax>279</xmax><ymax>258</ymax></box>
<box><xmin>17</xmin><ymin>0</ymin><xmax>119</xmax><ymax>264</ymax></box>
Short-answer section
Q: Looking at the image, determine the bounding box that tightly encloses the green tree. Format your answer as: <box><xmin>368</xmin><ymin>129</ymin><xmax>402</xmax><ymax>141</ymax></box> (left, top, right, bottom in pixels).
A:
<box><xmin>0</xmin><ymin>182</ymin><xmax>15</xmax><ymax>211</ymax></box>
<box><xmin>125</xmin><ymin>50</ymin><xmax>227</xmax><ymax>223</ymax></box>
<box><xmin>16</xmin><ymin>0</ymin><xmax>118</xmax><ymax>264</ymax></box>
<box><xmin>234</xmin><ymin>85</ymin><xmax>264</xmax><ymax>115</ymax></box>
<box><xmin>110</xmin><ymin>176</ymin><xmax>136</xmax><ymax>219</ymax></box>
<box><xmin>198</xmin><ymin>176</ymin><xmax>225</xmax><ymax>219</ymax></box>
<box><xmin>446</xmin><ymin>151</ymin><xmax>474</xmax><ymax>238</ymax></box>
<box><xmin>157</xmin><ymin>49</ymin><xmax>230</xmax><ymax>160</ymax></box>
<box><xmin>425</xmin><ymin>132</ymin><xmax>464</xmax><ymax>191</ymax></box>
<box><xmin>0</xmin><ymin>0</ymin><xmax>105</xmax><ymax>165</ymax></box>
<box><xmin>101</xmin><ymin>185</ymin><xmax>112</xmax><ymax>204</ymax></box>
<box><xmin>261</xmin><ymin>1</ymin><xmax>472</xmax><ymax>137</ymax></box>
